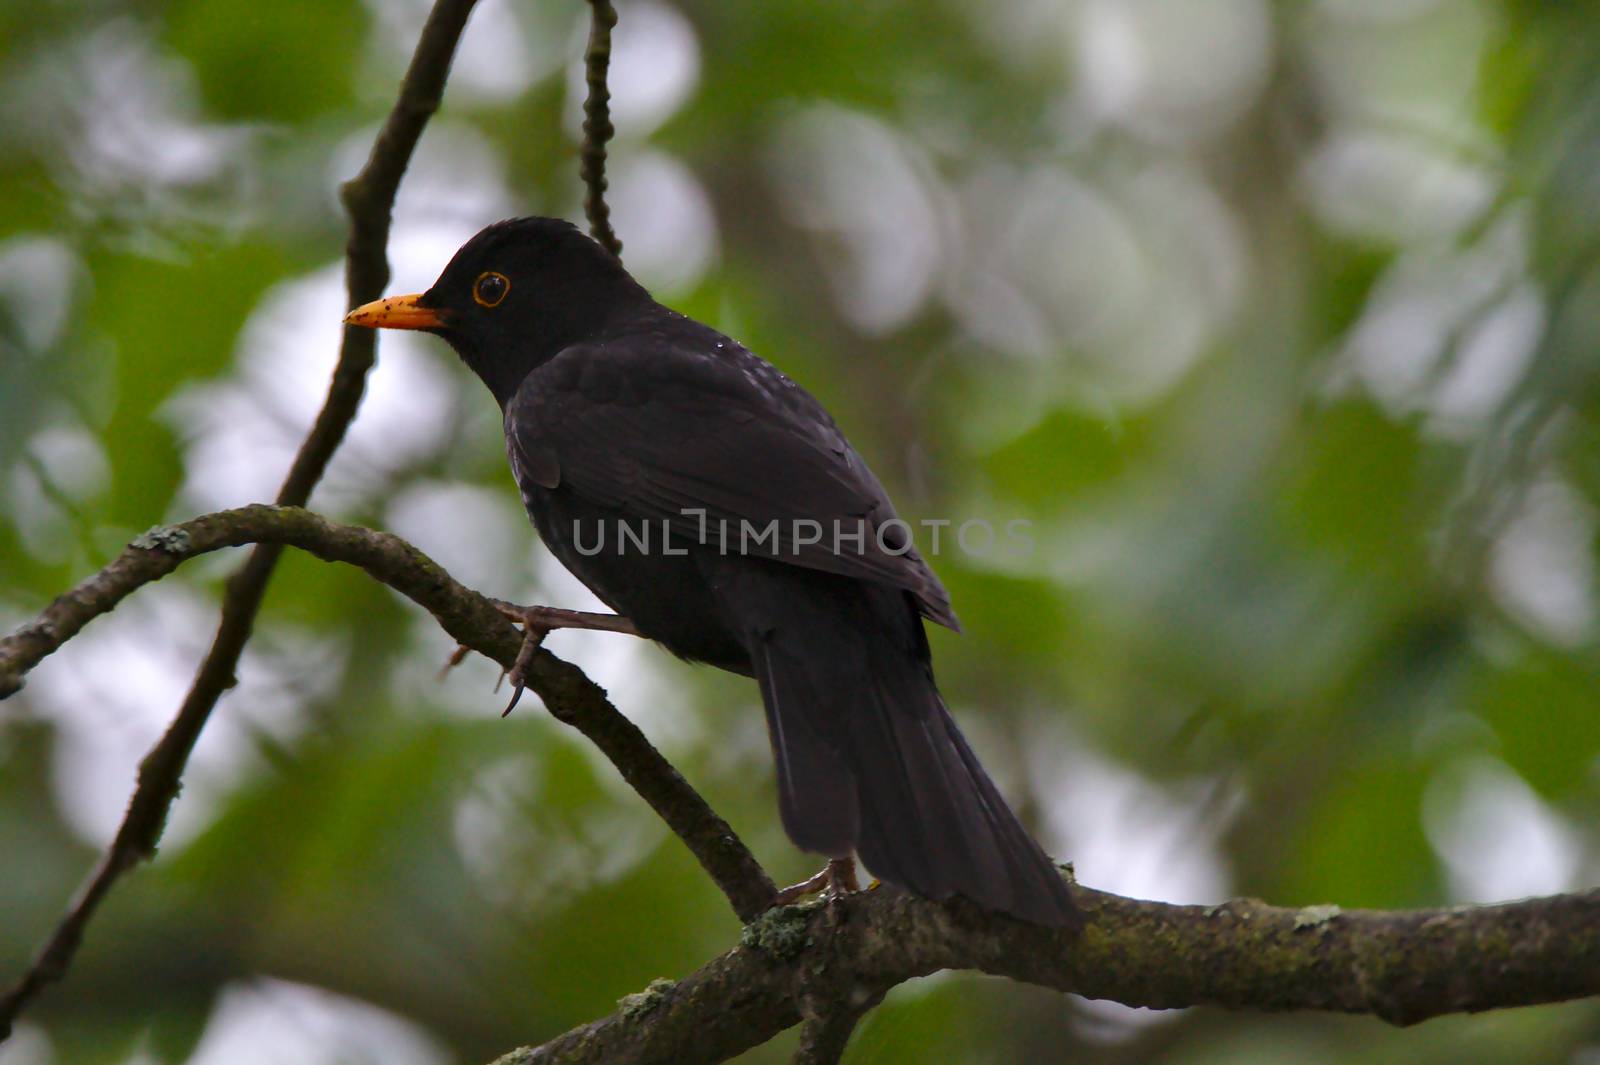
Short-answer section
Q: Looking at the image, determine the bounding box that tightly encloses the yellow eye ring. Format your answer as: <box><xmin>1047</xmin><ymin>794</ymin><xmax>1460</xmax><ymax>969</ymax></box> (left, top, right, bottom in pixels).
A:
<box><xmin>473</xmin><ymin>271</ymin><xmax>510</xmax><ymax>308</ymax></box>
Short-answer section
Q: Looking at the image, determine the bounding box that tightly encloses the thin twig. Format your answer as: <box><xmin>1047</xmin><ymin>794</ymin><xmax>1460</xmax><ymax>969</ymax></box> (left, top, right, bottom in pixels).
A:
<box><xmin>580</xmin><ymin>0</ymin><xmax>622</xmax><ymax>258</ymax></box>
<box><xmin>0</xmin><ymin>505</ymin><xmax>778</xmax><ymax>925</ymax></box>
<box><xmin>0</xmin><ymin>0</ymin><xmax>482</xmax><ymax>1039</ymax></box>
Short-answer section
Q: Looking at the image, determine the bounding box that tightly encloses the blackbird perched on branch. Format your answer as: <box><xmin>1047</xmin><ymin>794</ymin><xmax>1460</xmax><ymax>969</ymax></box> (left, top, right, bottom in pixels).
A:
<box><xmin>345</xmin><ymin>217</ymin><xmax>1078</xmax><ymax>926</ymax></box>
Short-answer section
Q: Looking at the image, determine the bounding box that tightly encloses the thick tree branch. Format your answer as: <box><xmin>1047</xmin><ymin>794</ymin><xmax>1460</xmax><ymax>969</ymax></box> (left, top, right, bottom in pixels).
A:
<box><xmin>580</xmin><ymin>0</ymin><xmax>622</xmax><ymax>258</ymax></box>
<box><xmin>0</xmin><ymin>2</ymin><xmax>481</xmax><ymax>1039</ymax></box>
<box><xmin>0</xmin><ymin>505</ymin><xmax>778</xmax><ymax>923</ymax></box>
<box><xmin>496</xmin><ymin>887</ymin><xmax>1600</xmax><ymax>1065</ymax></box>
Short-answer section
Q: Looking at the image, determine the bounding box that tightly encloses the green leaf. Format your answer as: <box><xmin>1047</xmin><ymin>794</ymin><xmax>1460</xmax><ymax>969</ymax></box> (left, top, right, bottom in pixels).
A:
<box><xmin>1471</xmin><ymin>643</ymin><xmax>1600</xmax><ymax>801</ymax></box>
<box><xmin>164</xmin><ymin>0</ymin><xmax>364</xmax><ymax>123</ymax></box>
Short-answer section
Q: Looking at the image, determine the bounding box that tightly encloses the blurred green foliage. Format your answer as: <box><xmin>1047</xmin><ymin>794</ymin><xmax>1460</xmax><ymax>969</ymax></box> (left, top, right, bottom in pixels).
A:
<box><xmin>2</xmin><ymin>1</ymin><xmax>1599</xmax><ymax>1063</ymax></box>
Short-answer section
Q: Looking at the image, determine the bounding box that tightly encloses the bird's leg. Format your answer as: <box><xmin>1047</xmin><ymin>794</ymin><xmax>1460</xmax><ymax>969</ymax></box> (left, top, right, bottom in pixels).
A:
<box><xmin>472</xmin><ymin>600</ymin><xmax>642</xmax><ymax>716</ymax></box>
<box><xmin>828</xmin><ymin>856</ymin><xmax>861</xmax><ymax>895</ymax></box>
<box><xmin>774</xmin><ymin>857</ymin><xmax>859</xmax><ymax>905</ymax></box>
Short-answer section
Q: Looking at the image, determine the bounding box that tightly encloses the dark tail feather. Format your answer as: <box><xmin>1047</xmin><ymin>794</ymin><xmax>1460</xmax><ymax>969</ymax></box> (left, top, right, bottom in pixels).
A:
<box><xmin>848</xmin><ymin>658</ymin><xmax>1079</xmax><ymax>927</ymax></box>
<box><xmin>753</xmin><ymin>638</ymin><xmax>860</xmax><ymax>858</ymax></box>
<box><xmin>749</xmin><ymin>589</ymin><xmax>1078</xmax><ymax>928</ymax></box>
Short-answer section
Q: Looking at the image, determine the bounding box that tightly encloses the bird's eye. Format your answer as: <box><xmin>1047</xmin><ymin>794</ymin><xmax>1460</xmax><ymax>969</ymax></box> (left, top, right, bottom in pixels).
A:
<box><xmin>473</xmin><ymin>271</ymin><xmax>510</xmax><ymax>308</ymax></box>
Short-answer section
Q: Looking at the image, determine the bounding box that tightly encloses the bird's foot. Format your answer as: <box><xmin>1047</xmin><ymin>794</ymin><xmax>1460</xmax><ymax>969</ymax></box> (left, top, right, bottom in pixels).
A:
<box><xmin>774</xmin><ymin>857</ymin><xmax>860</xmax><ymax>906</ymax></box>
<box><xmin>490</xmin><ymin>601</ymin><xmax>641</xmax><ymax>716</ymax></box>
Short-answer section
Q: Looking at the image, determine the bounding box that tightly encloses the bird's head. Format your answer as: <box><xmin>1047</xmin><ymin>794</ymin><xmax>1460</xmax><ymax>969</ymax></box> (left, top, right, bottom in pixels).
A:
<box><xmin>344</xmin><ymin>216</ymin><xmax>647</xmax><ymax>404</ymax></box>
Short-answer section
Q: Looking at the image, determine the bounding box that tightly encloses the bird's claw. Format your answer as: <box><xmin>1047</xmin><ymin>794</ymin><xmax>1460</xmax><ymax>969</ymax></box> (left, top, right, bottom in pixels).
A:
<box><xmin>773</xmin><ymin>868</ymin><xmax>829</xmax><ymax>906</ymax></box>
<box><xmin>494</xmin><ymin>602</ymin><xmax>554</xmax><ymax>717</ymax></box>
<box><xmin>774</xmin><ymin>857</ymin><xmax>860</xmax><ymax>906</ymax></box>
<box><xmin>470</xmin><ymin>600</ymin><xmax>642</xmax><ymax>716</ymax></box>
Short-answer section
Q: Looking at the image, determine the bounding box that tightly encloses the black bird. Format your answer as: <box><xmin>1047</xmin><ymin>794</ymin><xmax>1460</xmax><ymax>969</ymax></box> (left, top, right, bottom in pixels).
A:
<box><xmin>345</xmin><ymin>217</ymin><xmax>1077</xmax><ymax>926</ymax></box>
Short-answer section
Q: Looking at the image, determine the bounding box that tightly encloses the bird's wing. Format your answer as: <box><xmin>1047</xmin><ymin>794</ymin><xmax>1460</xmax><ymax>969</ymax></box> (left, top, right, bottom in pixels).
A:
<box><xmin>505</xmin><ymin>331</ymin><xmax>958</xmax><ymax>630</ymax></box>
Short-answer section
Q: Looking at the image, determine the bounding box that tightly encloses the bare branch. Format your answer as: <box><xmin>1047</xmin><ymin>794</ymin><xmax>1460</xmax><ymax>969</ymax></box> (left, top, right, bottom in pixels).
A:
<box><xmin>0</xmin><ymin>1</ymin><xmax>482</xmax><ymax>1038</ymax></box>
<box><xmin>495</xmin><ymin>888</ymin><xmax>1600</xmax><ymax>1065</ymax></box>
<box><xmin>0</xmin><ymin>505</ymin><xmax>778</xmax><ymax>923</ymax></box>
<box><xmin>580</xmin><ymin>0</ymin><xmax>622</xmax><ymax>258</ymax></box>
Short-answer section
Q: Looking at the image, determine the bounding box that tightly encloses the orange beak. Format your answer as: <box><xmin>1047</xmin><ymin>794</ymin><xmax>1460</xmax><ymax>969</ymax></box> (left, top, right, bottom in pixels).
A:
<box><xmin>343</xmin><ymin>293</ymin><xmax>447</xmax><ymax>330</ymax></box>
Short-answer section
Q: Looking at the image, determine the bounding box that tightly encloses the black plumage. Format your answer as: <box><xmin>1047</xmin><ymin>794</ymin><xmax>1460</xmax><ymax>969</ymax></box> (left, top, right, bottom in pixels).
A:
<box><xmin>346</xmin><ymin>217</ymin><xmax>1077</xmax><ymax>926</ymax></box>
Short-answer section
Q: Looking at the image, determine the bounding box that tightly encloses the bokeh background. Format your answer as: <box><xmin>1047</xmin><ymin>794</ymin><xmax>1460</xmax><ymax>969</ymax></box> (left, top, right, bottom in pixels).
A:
<box><xmin>3</xmin><ymin>0</ymin><xmax>1599</xmax><ymax>1061</ymax></box>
